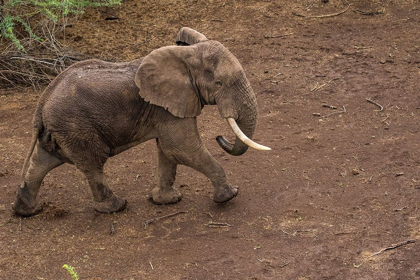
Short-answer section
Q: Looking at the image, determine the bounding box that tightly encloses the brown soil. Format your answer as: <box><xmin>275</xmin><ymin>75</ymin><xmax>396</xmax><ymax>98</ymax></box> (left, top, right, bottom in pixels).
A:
<box><xmin>1</xmin><ymin>1</ymin><xmax>419</xmax><ymax>279</ymax></box>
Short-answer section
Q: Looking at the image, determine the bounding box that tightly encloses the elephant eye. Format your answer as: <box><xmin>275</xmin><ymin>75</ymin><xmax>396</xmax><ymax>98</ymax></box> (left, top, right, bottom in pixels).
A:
<box><xmin>215</xmin><ymin>81</ymin><xmax>223</xmax><ymax>86</ymax></box>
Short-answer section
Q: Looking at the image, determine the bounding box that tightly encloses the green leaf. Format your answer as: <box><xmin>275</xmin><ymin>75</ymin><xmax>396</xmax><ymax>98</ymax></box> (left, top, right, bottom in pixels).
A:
<box><xmin>0</xmin><ymin>0</ymin><xmax>121</xmax><ymax>51</ymax></box>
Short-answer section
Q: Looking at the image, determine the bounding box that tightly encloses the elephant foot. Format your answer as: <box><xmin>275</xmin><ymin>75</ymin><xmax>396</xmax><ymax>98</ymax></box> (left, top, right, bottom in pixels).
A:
<box><xmin>13</xmin><ymin>195</ymin><xmax>43</xmax><ymax>217</ymax></box>
<box><xmin>13</xmin><ymin>182</ymin><xmax>43</xmax><ymax>217</ymax></box>
<box><xmin>151</xmin><ymin>187</ymin><xmax>182</xmax><ymax>205</ymax></box>
<box><xmin>213</xmin><ymin>184</ymin><xmax>238</xmax><ymax>203</ymax></box>
<box><xmin>94</xmin><ymin>193</ymin><xmax>127</xmax><ymax>213</ymax></box>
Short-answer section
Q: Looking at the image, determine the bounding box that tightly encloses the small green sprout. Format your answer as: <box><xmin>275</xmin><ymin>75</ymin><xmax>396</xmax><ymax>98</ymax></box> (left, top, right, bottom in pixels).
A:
<box><xmin>62</xmin><ymin>264</ymin><xmax>79</xmax><ymax>280</ymax></box>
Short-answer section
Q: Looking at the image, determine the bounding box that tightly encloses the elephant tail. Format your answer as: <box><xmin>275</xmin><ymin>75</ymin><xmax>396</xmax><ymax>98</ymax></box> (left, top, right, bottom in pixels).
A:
<box><xmin>20</xmin><ymin>105</ymin><xmax>43</xmax><ymax>180</ymax></box>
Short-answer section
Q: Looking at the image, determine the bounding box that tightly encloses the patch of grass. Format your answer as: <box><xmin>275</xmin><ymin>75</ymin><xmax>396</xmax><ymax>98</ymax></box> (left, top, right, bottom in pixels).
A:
<box><xmin>0</xmin><ymin>0</ymin><xmax>122</xmax><ymax>52</ymax></box>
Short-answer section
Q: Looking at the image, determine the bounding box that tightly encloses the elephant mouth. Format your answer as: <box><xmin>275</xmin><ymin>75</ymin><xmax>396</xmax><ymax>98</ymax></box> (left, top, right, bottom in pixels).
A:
<box><xmin>216</xmin><ymin>118</ymin><xmax>271</xmax><ymax>154</ymax></box>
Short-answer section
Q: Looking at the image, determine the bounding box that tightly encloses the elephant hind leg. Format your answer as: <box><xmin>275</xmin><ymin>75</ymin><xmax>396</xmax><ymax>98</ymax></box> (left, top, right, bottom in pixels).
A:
<box><xmin>80</xmin><ymin>169</ymin><xmax>127</xmax><ymax>213</ymax></box>
<box><xmin>13</xmin><ymin>143</ymin><xmax>64</xmax><ymax>216</ymax></box>
<box><xmin>56</xmin><ymin>137</ymin><xmax>127</xmax><ymax>213</ymax></box>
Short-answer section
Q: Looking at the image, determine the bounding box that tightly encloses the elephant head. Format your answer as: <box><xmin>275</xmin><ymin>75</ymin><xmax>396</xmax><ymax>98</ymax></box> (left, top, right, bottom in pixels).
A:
<box><xmin>135</xmin><ymin>27</ymin><xmax>270</xmax><ymax>156</ymax></box>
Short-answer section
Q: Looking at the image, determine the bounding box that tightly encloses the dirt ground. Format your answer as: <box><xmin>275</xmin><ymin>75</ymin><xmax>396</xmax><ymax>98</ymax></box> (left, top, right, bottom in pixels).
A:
<box><xmin>0</xmin><ymin>0</ymin><xmax>419</xmax><ymax>279</ymax></box>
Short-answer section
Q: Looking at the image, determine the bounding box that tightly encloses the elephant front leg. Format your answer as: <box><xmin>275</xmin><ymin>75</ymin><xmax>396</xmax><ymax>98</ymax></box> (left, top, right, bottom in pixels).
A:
<box><xmin>179</xmin><ymin>148</ymin><xmax>238</xmax><ymax>203</ymax></box>
<box><xmin>151</xmin><ymin>142</ymin><xmax>183</xmax><ymax>205</ymax></box>
<box><xmin>194</xmin><ymin>151</ymin><xmax>238</xmax><ymax>203</ymax></box>
<box><xmin>157</xmin><ymin>118</ymin><xmax>237</xmax><ymax>203</ymax></box>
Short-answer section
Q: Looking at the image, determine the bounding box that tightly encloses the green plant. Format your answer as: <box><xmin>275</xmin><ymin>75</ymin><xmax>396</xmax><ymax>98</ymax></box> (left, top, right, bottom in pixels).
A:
<box><xmin>62</xmin><ymin>264</ymin><xmax>79</xmax><ymax>280</ymax></box>
<box><xmin>0</xmin><ymin>0</ymin><xmax>121</xmax><ymax>51</ymax></box>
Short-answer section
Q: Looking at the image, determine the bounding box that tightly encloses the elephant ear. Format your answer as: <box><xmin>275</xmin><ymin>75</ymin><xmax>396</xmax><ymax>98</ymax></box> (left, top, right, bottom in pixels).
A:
<box><xmin>135</xmin><ymin>46</ymin><xmax>202</xmax><ymax>118</ymax></box>
<box><xmin>176</xmin><ymin>27</ymin><xmax>208</xmax><ymax>46</ymax></box>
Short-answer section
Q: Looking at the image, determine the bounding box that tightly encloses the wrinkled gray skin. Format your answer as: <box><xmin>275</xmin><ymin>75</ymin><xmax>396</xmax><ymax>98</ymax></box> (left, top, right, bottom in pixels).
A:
<box><xmin>13</xmin><ymin>28</ymin><xmax>258</xmax><ymax>217</ymax></box>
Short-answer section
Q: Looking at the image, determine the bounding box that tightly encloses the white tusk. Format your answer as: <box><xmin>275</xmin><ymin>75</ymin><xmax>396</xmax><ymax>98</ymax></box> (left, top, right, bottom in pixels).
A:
<box><xmin>227</xmin><ymin>118</ymin><xmax>271</xmax><ymax>151</ymax></box>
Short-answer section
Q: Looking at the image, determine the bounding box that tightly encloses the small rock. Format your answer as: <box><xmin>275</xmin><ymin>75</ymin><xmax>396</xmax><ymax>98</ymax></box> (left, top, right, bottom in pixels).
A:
<box><xmin>352</xmin><ymin>169</ymin><xmax>360</xmax><ymax>175</ymax></box>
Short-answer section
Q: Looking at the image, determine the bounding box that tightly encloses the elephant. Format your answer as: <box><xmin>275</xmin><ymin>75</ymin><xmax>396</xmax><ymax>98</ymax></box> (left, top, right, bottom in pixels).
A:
<box><xmin>13</xmin><ymin>27</ymin><xmax>270</xmax><ymax>217</ymax></box>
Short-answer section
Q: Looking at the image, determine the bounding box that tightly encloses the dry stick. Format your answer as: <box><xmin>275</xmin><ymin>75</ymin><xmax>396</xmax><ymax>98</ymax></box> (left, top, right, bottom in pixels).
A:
<box><xmin>323</xmin><ymin>104</ymin><xmax>338</xmax><ymax>109</ymax></box>
<box><xmin>10</xmin><ymin>56</ymin><xmax>57</xmax><ymax>66</ymax></box>
<box><xmin>143</xmin><ymin>211</ymin><xmax>188</xmax><ymax>229</ymax></box>
<box><xmin>366</xmin><ymin>98</ymin><xmax>384</xmax><ymax>111</ymax></box>
<box><xmin>311</xmin><ymin>77</ymin><xmax>339</xmax><ymax>92</ymax></box>
<box><xmin>354</xmin><ymin>9</ymin><xmax>384</xmax><ymax>16</ymax></box>
<box><xmin>279</xmin><ymin>261</ymin><xmax>290</xmax><ymax>268</ymax></box>
<box><xmin>320</xmin><ymin>105</ymin><xmax>347</xmax><ymax>118</ymax></box>
<box><xmin>264</xmin><ymin>32</ymin><xmax>294</xmax><ymax>39</ymax></box>
<box><xmin>0</xmin><ymin>0</ymin><xmax>4</xmax><ymax>22</ymax></box>
<box><xmin>369</xmin><ymin>239</ymin><xmax>416</xmax><ymax>258</ymax></box>
<box><xmin>294</xmin><ymin>4</ymin><xmax>352</xmax><ymax>18</ymax></box>
<box><xmin>280</xmin><ymin>228</ymin><xmax>290</xmax><ymax>235</ymax></box>
<box><xmin>306</xmin><ymin>0</ymin><xmax>316</xmax><ymax>10</ymax></box>
<box><xmin>207</xmin><ymin>222</ymin><xmax>232</xmax><ymax>228</ymax></box>
<box><xmin>110</xmin><ymin>223</ymin><xmax>115</xmax><ymax>235</ymax></box>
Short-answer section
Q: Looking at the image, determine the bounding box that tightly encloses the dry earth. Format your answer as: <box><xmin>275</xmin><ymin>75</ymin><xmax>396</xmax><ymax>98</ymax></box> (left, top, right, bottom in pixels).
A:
<box><xmin>0</xmin><ymin>0</ymin><xmax>419</xmax><ymax>279</ymax></box>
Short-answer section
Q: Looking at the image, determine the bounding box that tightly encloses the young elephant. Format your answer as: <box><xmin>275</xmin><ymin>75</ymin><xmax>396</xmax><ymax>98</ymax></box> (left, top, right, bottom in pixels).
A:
<box><xmin>13</xmin><ymin>27</ymin><xmax>270</xmax><ymax>217</ymax></box>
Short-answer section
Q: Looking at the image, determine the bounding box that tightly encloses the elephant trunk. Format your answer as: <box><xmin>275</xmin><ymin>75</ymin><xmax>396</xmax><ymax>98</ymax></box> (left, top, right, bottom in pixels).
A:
<box><xmin>217</xmin><ymin>118</ymin><xmax>271</xmax><ymax>155</ymax></box>
<box><xmin>216</xmin><ymin>83</ymin><xmax>270</xmax><ymax>156</ymax></box>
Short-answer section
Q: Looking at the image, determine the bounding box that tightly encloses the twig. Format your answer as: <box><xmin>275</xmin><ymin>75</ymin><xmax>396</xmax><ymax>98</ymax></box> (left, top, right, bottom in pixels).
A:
<box><xmin>369</xmin><ymin>240</ymin><xmax>416</xmax><ymax>257</ymax></box>
<box><xmin>394</xmin><ymin>206</ymin><xmax>408</xmax><ymax>212</ymax></box>
<box><xmin>264</xmin><ymin>32</ymin><xmax>294</xmax><ymax>39</ymax></box>
<box><xmin>0</xmin><ymin>1</ymin><xmax>4</xmax><ymax>21</ymax></box>
<box><xmin>366</xmin><ymin>98</ymin><xmax>384</xmax><ymax>111</ymax></box>
<box><xmin>10</xmin><ymin>56</ymin><xmax>57</xmax><ymax>66</ymax></box>
<box><xmin>320</xmin><ymin>105</ymin><xmax>347</xmax><ymax>118</ymax></box>
<box><xmin>149</xmin><ymin>261</ymin><xmax>154</xmax><ymax>270</ymax></box>
<box><xmin>306</xmin><ymin>0</ymin><xmax>316</xmax><ymax>10</ymax></box>
<box><xmin>110</xmin><ymin>223</ymin><xmax>115</xmax><ymax>235</ymax></box>
<box><xmin>323</xmin><ymin>104</ymin><xmax>337</xmax><ymax>109</ymax></box>
<box><xmin>354</xmin><ymin>45</ymin><xmax>373</xmax><ymax>50</ymax></box>
<box><xmin>292</xmin><ymin>229</ymin><xmax>313</xmax><ymax>236</ymax></box>
<box><xmin>143</xmin><ymin>211</ymin><xmax>188</xmax><ymax>229</ymax></box>
<box><xmin>204</xmin><ymin>212</ymin><xmax>214</xmax><ymax>219</ymax></box>
<box><xmin>0</xmin><ymin>52</ymin><xmax>84</xmax><ymax>88</ymax></box>
<box><xmin>267</xmin><ymin>159</ymin><xmax>275</xmax><ymax>166</ymax></box>
<box><xmin>257</xmin><ymin>257</ymin><xmax>268</xmax><ymax>263</ymax></box>
<box><xmin>354</xmin><ymin>9</ymin><xmax>384</xmax><ymax>16</ymax></box>
<box><xmin>207</xmin><ymin>222</ymin><xmax>232</xmax><ymax>228</ymax></box>
<box><xmin>294</xmin><ymin>4</ymin><xmax>352</xmax><ymax>18</ymax></box>
<box><xmin>279</xmin><ymin>261</ymin><xmax>290</xmax><ymax>268</ymax></box>
<box><xmin>311</xmin><ymin>77</ymin><xmax>339</xmax><ymax>92</ymax></box>
<box><xmin>280</xmin><ymin>228</ymin><xmax>290</xmax><ymax>235</ymax></box>
<box><xmin>144</xmin><ymin>30</ymin><xmax>150</xmax><ymax>43</ymax></box>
